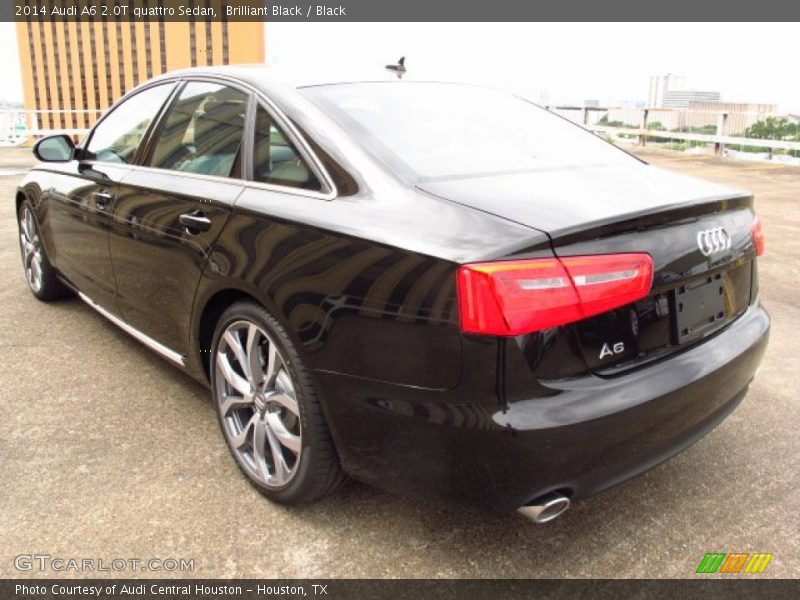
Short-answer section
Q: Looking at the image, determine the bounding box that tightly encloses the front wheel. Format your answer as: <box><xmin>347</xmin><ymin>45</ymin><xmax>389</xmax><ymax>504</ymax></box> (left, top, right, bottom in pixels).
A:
<box><xmin>18</xmin><ymin>200</ymin><xmax>70</xmax><ymax>301</ymax></box>
<box><xmin>210</xmin><ymin>301</ymin><xmax>346</xmax><ymax>504</ymax></box>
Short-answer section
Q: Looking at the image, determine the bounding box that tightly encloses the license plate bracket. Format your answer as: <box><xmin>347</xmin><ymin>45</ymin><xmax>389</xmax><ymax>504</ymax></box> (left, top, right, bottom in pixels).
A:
<box><xmin>674</xmin><ymin>273</ymin><xmax>727</xmax><ymax>344</ymax></box>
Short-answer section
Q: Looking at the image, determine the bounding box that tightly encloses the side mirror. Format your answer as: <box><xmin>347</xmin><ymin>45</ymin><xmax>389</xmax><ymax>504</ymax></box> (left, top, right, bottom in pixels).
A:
<box><xmin>33</xmin><ymin>134</ymin><xmax>75</xmax><ymax>162</ymax></box>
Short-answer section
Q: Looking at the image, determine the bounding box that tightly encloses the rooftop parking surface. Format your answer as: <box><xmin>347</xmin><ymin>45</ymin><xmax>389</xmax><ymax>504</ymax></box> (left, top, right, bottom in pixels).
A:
<box><xmin>0</xmin><ymin>146</ymin><xmax>797</xmax><ymax>578</ymax></box>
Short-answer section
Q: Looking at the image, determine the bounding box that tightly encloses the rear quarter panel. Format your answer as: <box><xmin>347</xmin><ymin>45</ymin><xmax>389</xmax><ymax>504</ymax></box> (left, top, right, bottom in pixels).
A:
<box><xmin>192</xmin><ymin>185</ymin><xmax>549</xmax><ymax>390</ymax></box>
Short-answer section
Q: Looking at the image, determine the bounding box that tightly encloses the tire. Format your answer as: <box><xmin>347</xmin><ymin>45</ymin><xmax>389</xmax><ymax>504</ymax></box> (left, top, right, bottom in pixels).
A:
<box><xmin>17</xmin><ymin>200</ymin><xmax>71</xmax><ymax>301</ymax></box>
<box><xmin>210</xmin><ymin>300</ymin><xmax>346</xmax><ymax>504</ymax></box>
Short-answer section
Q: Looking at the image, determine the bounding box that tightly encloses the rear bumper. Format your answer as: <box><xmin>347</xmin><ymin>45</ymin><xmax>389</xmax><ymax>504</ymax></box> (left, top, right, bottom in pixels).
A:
<box><xmin>316</xmin><ymin>303</ymin><xmax>770</xmax><ymax>512</ymax></box>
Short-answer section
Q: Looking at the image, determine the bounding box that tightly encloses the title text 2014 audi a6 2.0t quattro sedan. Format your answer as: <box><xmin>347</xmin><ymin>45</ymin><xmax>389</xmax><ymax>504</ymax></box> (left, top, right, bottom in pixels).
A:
<box><xmin>17</xmin><ymin>66</ymin><xmax>768</xmax><ymax>523</ymax></box>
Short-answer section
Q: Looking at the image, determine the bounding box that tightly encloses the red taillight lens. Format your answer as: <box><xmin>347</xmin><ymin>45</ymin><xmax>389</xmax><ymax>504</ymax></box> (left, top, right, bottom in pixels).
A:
<box><xmin>457</xmin><ymin>253</ymin><xmax>653</xmax><ymax>336</ymax></box>
<box><xmin>750</xmin><ymin>215</ymin><xmax>765</xmax><ymax>256</ymax></box>
<box><xmin>559</xmin><ymin>254</ymin><xmax>655</xmax><ymax>319</ymax></box>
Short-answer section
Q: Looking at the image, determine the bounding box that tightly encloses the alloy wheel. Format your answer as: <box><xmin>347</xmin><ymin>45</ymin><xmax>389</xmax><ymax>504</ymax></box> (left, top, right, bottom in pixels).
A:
<box><xmin>19</xmin><ymin>206</ymin><xmax>43</xmax><ymax>293</ymax></box>
<box><xmin>214</xmin><ymin>320</ymin><xmax>302</xmax><ymax>488</ymax></box>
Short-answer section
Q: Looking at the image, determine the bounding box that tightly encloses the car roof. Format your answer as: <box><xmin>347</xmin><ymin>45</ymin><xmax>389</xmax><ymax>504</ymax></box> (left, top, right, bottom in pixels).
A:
<box><xmin>150</xmin><ymin>64</ymin><xmax>448</xmax><ymax>91</ymax></box>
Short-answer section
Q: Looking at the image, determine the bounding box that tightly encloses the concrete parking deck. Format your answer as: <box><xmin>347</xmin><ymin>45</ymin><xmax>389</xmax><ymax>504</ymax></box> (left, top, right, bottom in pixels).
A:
<box><xmin>0</xmin><ymin>147</ymin><xmax>798</xmax><ymax>578</ymax></box>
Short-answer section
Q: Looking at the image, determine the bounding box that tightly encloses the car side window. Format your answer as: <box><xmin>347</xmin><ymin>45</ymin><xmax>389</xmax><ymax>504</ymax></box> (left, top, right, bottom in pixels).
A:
<box><xmin>148</xmin><ymin>82</ymin><xmax>248</xmax><ymax>178</ymax></box>
<box><xmin>253</xmin><ymin>105</ymin><xmax>321</xmax><ymax>191</ymax></box>
<box><xmin>84</xmin><ymin>84</ymin><xmax>174</xmax><ymax>164</ymax></box>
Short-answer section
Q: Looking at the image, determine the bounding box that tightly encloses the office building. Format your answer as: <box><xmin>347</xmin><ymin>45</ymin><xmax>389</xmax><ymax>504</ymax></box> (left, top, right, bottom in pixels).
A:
<box><xmin>15</xmin><ymin>7</ymin><xmax>264</xmax><ymax>131</ymax></box>
<box><xmin>663</xmin><ymin>90</ymin><xmax>721</xmax><ymax>109</ymax></box>
<box><xmin>648</xmin><ymin>74</ymin><xmax>686</xmax><ymax>108</ymax></box>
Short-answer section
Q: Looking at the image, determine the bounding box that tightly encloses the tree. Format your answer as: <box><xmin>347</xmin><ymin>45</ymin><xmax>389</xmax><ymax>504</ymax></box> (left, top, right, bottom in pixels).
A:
<box><xmin>740</xmin><ymin>117</ymin><xmax>800</xmax><ymax>158</ymax></box>
<box><xmin>743</xmin><ymin>116</ymin><xmax>798</xmax><ymax>140</ymax></box>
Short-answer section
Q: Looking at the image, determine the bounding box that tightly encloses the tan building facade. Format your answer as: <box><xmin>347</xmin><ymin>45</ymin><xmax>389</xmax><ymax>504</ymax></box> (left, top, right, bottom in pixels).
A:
<box><xmin>607</xmin><ymin>101</ymin><xmax>779</xmax><ymax>136</ymax></box>
<box><xmin>15</xmin><ymin>13</ymin><xmax>264</xmax><ymax>131</ymax></box>
<box><xmin>688</xmin><ymin>101</ymin><xmax>778</xmax><ymax>135</ymax></box>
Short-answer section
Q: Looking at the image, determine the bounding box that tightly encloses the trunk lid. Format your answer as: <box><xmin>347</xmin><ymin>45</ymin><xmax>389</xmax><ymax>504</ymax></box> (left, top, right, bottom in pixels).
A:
<box><xmin>419</xmin><ymin>163</ymin><xmax>758</xmax><ymax>374</ymax></box>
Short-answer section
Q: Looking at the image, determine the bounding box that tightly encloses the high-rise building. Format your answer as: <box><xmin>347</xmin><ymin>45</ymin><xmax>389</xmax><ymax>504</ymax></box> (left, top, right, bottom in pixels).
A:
<box><xmin>648</xmin><ymin>74</ymin><xmax>685</xmax><ymax>108</ymax></box>
<box><xmin>648</xmin><ymin>74</ymin><xmax>721</xmax><ymax>109</ymax></box>
<box><xmin>15</xmin><ymin>11</ymin><xmax>264</xmax><ymax>131</ymax></box>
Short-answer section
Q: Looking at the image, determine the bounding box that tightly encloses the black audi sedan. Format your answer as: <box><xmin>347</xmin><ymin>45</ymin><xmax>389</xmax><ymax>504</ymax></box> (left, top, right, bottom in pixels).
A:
<box><xmin>16</xmin><ymin>66</ymin><xmax>769</xmax><ymax>523</ymax></box>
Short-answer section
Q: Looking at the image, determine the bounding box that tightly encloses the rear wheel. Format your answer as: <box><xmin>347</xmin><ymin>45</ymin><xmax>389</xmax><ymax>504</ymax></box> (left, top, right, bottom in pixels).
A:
<box><xmin>18</xmin><ymin>200</ymin><xmax>70</xmax><ymax>301</ymax></box>
<box><xmin>210</xmin><ymin>301</ymin><xmax>346</xmax><ymax>504</ymax></box>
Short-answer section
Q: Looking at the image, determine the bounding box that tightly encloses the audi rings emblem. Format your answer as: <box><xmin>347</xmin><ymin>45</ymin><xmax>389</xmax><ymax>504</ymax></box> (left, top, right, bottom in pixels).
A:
<box><xmin>697</xmin><ymin>227</ymin><xmax>732</xmax><ymax>256</ymax></box>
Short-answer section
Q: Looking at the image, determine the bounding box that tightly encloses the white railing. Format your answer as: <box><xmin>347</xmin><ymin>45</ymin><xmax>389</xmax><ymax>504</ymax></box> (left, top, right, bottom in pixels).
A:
<box><xmin>0</xmin><ymin>109</ymin><xmax>97</xmax><ymax>144</ymax></box>
<box><xmin>548</xmin><ymin>106</ymin><xmax>800</xmax><ymax>155</ymax></box>
<box><xmin>589</xmin><ymin>125</ymin><xmax>800</xmax><ymax>152</ymax></box>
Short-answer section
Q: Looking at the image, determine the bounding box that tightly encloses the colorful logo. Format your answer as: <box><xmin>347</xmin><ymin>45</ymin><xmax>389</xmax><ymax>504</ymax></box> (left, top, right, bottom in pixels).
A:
<box><xmin>696</xmin><ymin>552</ymin><xmax>773</xmax><ymax>574</ymax></box>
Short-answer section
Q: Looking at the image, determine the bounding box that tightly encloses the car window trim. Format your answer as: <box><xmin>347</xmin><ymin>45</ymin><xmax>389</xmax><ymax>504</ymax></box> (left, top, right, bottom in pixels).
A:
<box><xmin>241</xmin><ymin>93</ymin><xmax>257</xmax><ymax>184</ymax></box>
<box><xmin>77</xmin><ymin>74</ymin><xmax>337</xmax><ymax>201</ymax></box>
<box><xmin>78</xmin><ymin>81</ymin><xmax>179</xmax><ymax>163</ymax></box>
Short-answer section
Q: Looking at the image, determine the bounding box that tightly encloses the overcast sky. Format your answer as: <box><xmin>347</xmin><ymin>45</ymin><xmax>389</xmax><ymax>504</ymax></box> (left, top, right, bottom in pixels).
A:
<box><xmin>2</xmin><ymin>22</ymin><xmax>799</xmax><ymax>112</ymax></box>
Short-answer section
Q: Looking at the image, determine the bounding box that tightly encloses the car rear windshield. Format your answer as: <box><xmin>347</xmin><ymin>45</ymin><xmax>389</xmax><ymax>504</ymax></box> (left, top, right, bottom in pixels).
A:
<box><xmin>302</xmin><ymin>82</ymin><xmax>638</xmax><ymax>181</ymax></box>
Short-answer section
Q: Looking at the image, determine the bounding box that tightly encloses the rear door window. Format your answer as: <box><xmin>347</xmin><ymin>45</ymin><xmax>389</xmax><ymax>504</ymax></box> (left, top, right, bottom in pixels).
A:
<box><xmin>148</xmin><ymin>82</ymin><xmax>248</xmax><ymax>178</ymax></box>
<box><xmin>253</xmin><ymin>105</ymin><xmax>321</xmax><ymax>191</ymax></box>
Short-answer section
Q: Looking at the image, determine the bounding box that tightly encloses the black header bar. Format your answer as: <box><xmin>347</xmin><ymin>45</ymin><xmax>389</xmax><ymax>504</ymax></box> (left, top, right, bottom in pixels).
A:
<box><xmin>4</xmin><ymin>579</ymin><xmax>800</xmax><ymax>600</ymax></box>
<box><xmin>2</xmin><ymin>0</ymin><xmax>799</xmax><ymax>22</ymax></box>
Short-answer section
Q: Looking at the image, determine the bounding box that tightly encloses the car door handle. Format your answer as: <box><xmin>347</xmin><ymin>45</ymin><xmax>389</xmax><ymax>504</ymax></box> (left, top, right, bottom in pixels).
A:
<box><xmin>93</xmin><ymin>190</ymin><xmax>113</xmax><ymax>210</ymax></box>
<box><xmin>179</xmin><ymin>212</ymin><xmax>212</xmax><ymax>234</ymax></box>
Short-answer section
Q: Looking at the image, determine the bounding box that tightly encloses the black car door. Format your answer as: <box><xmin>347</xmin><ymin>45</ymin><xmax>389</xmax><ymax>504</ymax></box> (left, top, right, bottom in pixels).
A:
<box><xmin>109</xmin><ymin>80</ymin><xmax>248</xmax><ymax>356</ymax></box>
<box><xmin>45</xmin><ymin>83</ymin><xmax>176</xmax><ymax>311</ymax></box>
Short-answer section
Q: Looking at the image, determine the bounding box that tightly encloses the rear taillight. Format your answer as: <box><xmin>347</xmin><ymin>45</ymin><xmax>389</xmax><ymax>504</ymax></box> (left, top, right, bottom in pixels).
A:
<box><xmin>457</xmin><ymin>253</ymin><xmax>653</xmax><ymax>336</ymax></box>
<box><xmin>750</xmin><ymin>215</ymin><xmax>765</xmax><ymax>256</ymax></box>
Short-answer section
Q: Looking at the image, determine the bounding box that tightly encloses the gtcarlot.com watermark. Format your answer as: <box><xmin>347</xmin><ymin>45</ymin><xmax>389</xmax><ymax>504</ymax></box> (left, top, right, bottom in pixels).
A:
<box><xmin>14</xmin><ymin>553</ymin><xmax>194</xmax><ymax>573</ymax></box>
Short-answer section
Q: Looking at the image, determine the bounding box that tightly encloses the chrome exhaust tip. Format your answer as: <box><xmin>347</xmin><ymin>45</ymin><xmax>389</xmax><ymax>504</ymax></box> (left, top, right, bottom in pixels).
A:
<box><xmin>517</xmin><ymin>491</ymin><xmax>571</xmax><ymax>524</ymax></box>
